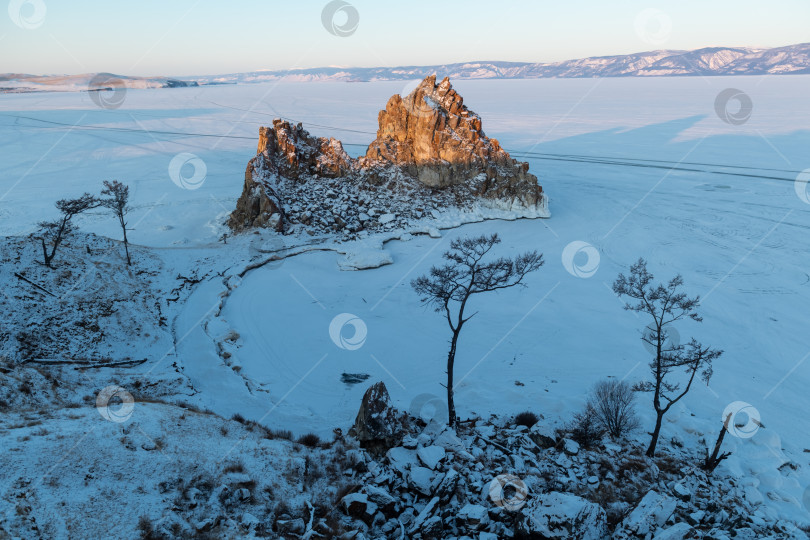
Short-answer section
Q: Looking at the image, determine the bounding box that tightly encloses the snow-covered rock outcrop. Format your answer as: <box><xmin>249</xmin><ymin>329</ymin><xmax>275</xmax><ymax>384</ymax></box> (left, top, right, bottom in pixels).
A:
<box><xmin>228</xmin><ymin>75</ymin><xmax>548</xmax><ymax>236</ymax></box>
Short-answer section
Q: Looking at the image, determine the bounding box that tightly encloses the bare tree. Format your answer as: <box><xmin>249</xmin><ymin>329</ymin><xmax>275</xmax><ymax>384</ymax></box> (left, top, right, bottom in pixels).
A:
<box><xmin>36</xmin><ymin>193</ymin><xmax>100</xmax><ymax>268</ymax></box>
<box><xmin>588</xmin><ymin>379</ymin><xmax>639</xmax><ymax>439</ymax></box>
<box><xmin>101</xmin><ymin>180</ymin><xmax>131</xmax><ymax>265</ymax></box>
<box><xmin>703</xmin><ymin>412</ymin><xmax>732</xmax><ymax>474</ymax></box>
<box><xmin>411</xmin><ymin>233</ymin><xmax>544</xmax><ymax>427</ymax></box>
<box><xmin>613</xmin><ymin>258</ymin><xmax>722</xmax><ymax>457</ymax></box>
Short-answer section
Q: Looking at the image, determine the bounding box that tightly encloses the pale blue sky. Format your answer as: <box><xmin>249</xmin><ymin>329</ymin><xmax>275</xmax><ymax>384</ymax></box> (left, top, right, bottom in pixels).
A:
<box><xmin>2</xmin><ymin>0</ymin><xmax>808</xmax><ymax>76</ymax></box>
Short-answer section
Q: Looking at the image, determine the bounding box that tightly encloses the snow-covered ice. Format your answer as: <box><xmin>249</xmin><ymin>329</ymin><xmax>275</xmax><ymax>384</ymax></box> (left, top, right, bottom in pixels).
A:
<box><xmin>2</xmin><ymin>75</ymin><xmax>810</xmax><ymax>529</ymax></box>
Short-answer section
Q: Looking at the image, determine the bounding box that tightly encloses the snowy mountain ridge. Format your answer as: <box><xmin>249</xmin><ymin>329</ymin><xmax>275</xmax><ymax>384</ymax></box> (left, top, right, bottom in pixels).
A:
<box><xmin>195</xmin><ymin>43</ymin><xmax>810</xmax><ymax>84</ymax></box>
<box><xmin>3</xmin><ymin>43</ymin><xmax>809</xmax><ymax>94</ymax></box>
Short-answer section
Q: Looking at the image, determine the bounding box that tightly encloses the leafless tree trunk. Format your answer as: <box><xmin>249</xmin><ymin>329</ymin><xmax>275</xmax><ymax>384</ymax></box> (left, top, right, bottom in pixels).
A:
<box><xmin>613</xmin><ymin>258</ymin><xmax>722</xmax><ymax>457</ymax></box>
<box><xmin>703</xmin><ymin>412</ymin><xmax>732</xmax><ymax>473</ymax></box>
<box><xmin>412</xmin><ymin>233</ymin><xmax>544</xmax><ymax>428</ymax></box>
<box><xmin>101</xmin><ymin>180</ymin><xmax>131</xmax><ymax>265</ymax></box>
<box><xmin>36</xmin><ymin>193</ymin><xmax>100</xmax><ymax>267</ymax></box>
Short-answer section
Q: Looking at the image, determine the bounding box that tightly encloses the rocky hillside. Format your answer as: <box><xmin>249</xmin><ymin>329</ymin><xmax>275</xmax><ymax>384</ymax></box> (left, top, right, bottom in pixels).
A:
<box><xmin>6</xmin><ymin>378</ymin><xmax>799</xmax><ymax>538</ymax></box>
<box><xmin>228</xmin><ymin>75</ymin><xmax>547</xmax><ymax>236</ymax></box>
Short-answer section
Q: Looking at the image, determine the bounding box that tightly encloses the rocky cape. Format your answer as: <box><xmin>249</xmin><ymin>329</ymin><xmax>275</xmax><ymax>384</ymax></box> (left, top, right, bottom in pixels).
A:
<box><xmin>228</xmin><ymin>75</ymin><xmax>548</xmax><ymax>237</ymax></box>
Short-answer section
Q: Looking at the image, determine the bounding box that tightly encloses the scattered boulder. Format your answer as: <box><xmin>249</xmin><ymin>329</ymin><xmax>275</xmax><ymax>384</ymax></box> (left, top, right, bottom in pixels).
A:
<box><xmin>614</xmin><ymin>490</ymin><xmax>678</xmax><ymax>539</ymax></box>
<box><xmin>276</xmin><ymin>517</ymin><xmax>305</xmax><ymax>536</ymax></box>
<box><xmin>348</xmin><ymin>382</ymin><xmax>407</xmax><ymax>453</ymax></box>
<box><xmin>458</xmin><ymin>503</ymin><xmax>489</xmax><ymax>530</ymax></box>
<box><xmin>652</xmin><ymin>522</ymin><xmax>695</xmax><ymax>539</ymax></box>
<box><xmin>529</xmin><ymin>423</ymin><xmax>557</xmax><ymax>449</ymax></box>
<box><xmin>417</xmin><ymin>444</ymin><xmax>446</xmax><ymax>470</ymax></box>
<box><xmin>433</xmin><ymin>469</ymin><xmax>460</xmax><ymax>501</ymax></box>
<box><xmin>409</xmin><ymin>496</ymin><xmax>440</xmax><ymax>534</ymax></box>
<box><xmin>408</xmin><ymin>466</ymin><xmax>435</xmax><ymax>495</ymax></box>
<box><xmin>519</xmin><ymin>491</ymin><xmax>608</xmax><ymax>540</ymax></box>
<box><xmin>563</xmin><ymin>438</ymin><xmax>580</xmax><ymax>456</ymax></box>
<box><xmin>673</xmin><ymin>482</ymin><xmax>691</xmax><ymax>501</ymax></box>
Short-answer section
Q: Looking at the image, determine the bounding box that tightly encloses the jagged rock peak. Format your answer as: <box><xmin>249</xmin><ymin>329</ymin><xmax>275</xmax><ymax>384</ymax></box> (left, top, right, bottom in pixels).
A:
<box><xmin>364</xmin><ymin>74</ymin><xmax>542</xmax><ymax>204</ymax></box>
<box><xmin>257</xmin><ymin>119</ymin><xmax>354</xmax><ymax>179</ymax></box>
<box><xmin>228</xmin><ymin>75</ymin><xmax>548</xmax><ymax>235</ymax></box>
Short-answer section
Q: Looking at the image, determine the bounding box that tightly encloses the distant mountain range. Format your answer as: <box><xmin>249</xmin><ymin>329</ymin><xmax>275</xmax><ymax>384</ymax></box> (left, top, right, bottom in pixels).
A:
<box><xmin>0</xmin><ymin>73</ymin><xmax>197</xmax><ymax>93</ymax></box>
<box><xmin>2</xmin><ymin>43</ymin><xmax>809</xmax><ymax>93</ymax></box>
<box><xmin>192</xmin><ymin>43</ymin><xmax>810</xmax><ymax>84</ymax></box>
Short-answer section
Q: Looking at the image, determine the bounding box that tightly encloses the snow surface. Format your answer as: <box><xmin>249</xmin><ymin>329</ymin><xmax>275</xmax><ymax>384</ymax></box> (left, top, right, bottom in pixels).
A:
<box><xmin>2</xmin><ymin>76</ymin><xmax>810</xmax><ymax>526</ymax></box>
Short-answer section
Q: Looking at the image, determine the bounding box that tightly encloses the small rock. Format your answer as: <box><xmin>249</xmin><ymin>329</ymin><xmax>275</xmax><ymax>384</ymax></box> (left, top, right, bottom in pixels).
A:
<box><xmin>417</xmin><ymin>445</ymin><xmax>446</xmax><ymax>470</ymax></box>
<box><xmin>613</xmin><ymin>490</ymin><xmax>677</xmax><ymax>539</ymax></box>
<box><xmin>277</xmin><ymin>518</ymin><xmax>305</xmax><ymax>535</ymax></box>
<box><xmin>529</xmin><ymin>423</ymin><xmax>556</xmax><ymax>448</ymax></box>
<box><xmin>342</xmin><ymin>493</ymin><xmax>377</xmax><ymax>520</ymax></box>
<box><xmin>673</xmin><ymin>482</ymin><xmax>690</xmax><ymax>501</ymax></box>
<box><xmin>364</xmin><ymin>485</ymin><xmax>396</xmax><ymax>512</ymax></box>
<box><xmin>686</xmin><ymin>510</ymin><xmax>705</xmax><ymax>525</ymax></box>
<box><xmin>433</xmin><ymin>469</ymin><xmax>460</xmax><ymax>501</ymax></box>
<box><xmin>458</xmin><ymin>503</ymin><xmax>489</xmax><ymax>530</ymax></box>
<box><xmin>652</xmin><ymin>523</ymin><xmax>695</xmax><ymax>540</ymax></box>
<box><xmin>408</xmin><ymin>466</ymin><xmax>435</xmax><ymax>495</ymax></box>
<box><xmin>563</xmin><ymin>439</ymin><xmax>580</xmax><ymax>456</ymax></box>
<box><xmin>240</xmin><ymin>512</ymin><xmax>260</xmax><ymax>528</ymax></box>
<box><xmin>519</xmin><ymin>492</ymin><xmax>607</xmax><ymax>539</ymax></box>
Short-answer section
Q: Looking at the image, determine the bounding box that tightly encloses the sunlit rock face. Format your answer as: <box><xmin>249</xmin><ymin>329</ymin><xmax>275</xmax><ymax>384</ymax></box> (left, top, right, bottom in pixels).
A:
<box><xmin>229</xmin><ymin>75</ymin><xmax>547</xmax><ymax>235</ymax></box>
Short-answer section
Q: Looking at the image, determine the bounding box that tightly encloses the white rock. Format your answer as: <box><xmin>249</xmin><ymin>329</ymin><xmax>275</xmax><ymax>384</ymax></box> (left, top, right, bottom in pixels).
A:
<box><xmin>613</xmin><ymin>490</ymin><xmax>677</xmax><ymax>539</ymax></box>
<box><xmin>458</xmin><ymin>504</ymin><xmax>489</xmax><ymax>529</ymax></box>
<box><xmin>223</xmin><ymin>472</ymin><xmax>252</xmax><ymax>485</ymax></box>
<box><xmin>563</xmin><ymin>438</ymin><xmax>580</xmax><ymax>456</ymax></box>
<box><xmin>386</xmin><ymin>447</ymin><xmax>418</xmax><ymax>474</ymax></box>
<box><xmin>364</xmin><ymin>485</ymin><xmax>396</xmax><ymax>508</ymax></box>
<box><xmin>427</xmin><ymin>227</ymin><xmax>441</xmax><ymax>238</ymax></box>
<box><xmin>408</xmin><ymin>496</ymin><xmax>439</xmax><ymax>533</ymax></box>
<box><xmin>673</xmin><ymin>482</ymin><xmax>690</xmax><ymax>501</ymax></box>
<box><xmin>687</xmin><ymin>510</ymin><xmax>705</xmax><ymax>525</ymax></box>
<box><xmin>416</xmin><ymin>432</ymin><xmax>433</xmax><ymax>447</ymax></box>
<box><xmin>240</xmin><ymin>512</ymin><xmax>260</xmax><ymax>527</ymax></box>
<box><xmin>337</xmin><ymin>249</ymin><xmax>393</xmax><ymax>270</ymax></box>
<box><xmin>342</xmin><ymin>492</ymin><xmax>375</xmax><ymax>517</ymax></box>
<box><xmin>476</xmin><ymin>424</ymin><xmax>496</xmax><ymax>438</ymax></box>
<box><xmin>408</xmin><ymin>466</ymin><xmax>435</xmax><ymax>495</ymax></box>
<box><xmin>379</xmin><ymin>213</ymin><xmax>396</xmax><ymax>224</ymax></box>
<box><xmin>417</xmin><ymin>445</ymin><xmax>446</xmax><ymax>470</ymax></box>
<box><xmin>400</xmin><ymin>434</ymin><xmax>418</xmax><ymax>449</ymax></box>
<box><xmin>520</xmin><ymin>492</ymin><xmax>607</xmax><ymax>539</ymax></box>
<box><xmin>433</xmin><ymin>429</ymin><xmax>474</xmax><ymax>460</ymax></box>
<box><xmin>653</xmin><ymin>522</ymin><xmax>695</xmax><ymax>540</ymax></box>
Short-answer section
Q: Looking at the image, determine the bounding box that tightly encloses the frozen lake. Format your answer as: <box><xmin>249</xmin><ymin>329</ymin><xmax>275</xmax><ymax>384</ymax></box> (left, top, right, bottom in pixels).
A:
<box><xmin>3</xmin><ymin>76</ymin><xmax>810</xmax><ymax>521</ymax></box>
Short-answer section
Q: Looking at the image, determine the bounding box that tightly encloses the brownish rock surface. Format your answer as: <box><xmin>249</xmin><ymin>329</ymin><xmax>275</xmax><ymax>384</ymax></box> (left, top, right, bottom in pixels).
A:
<box><xmin>349</xmin><ymin>381</ymin><xmax>407</xmax><ymax>453</ymax></box>
<box><xmin>228</xmin><ymin>75</ymin><xmax>547</xmax><ymax>235</ymax></box>
<box><xmin>364</xmin><ymin>75</ymin><xmax>542</xmax><ymax>207</ymax></box>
